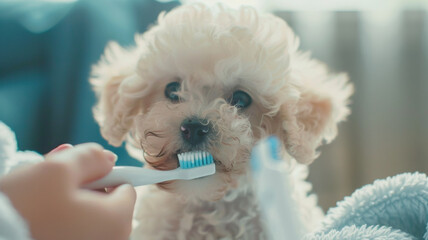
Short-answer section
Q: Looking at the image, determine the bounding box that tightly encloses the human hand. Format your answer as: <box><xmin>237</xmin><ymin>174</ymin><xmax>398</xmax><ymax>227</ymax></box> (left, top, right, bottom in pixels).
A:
<box><xmin>0</xmin><ymin>143</ymin><xmax>136</xmax><ymax>240</ymax></box>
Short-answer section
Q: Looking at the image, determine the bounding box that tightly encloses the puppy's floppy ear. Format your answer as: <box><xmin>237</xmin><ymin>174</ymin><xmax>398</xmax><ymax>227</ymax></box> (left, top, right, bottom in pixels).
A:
<box><xmin>90</xmin><ymin>41</ymin><xmax>146</xmax><ymax>146</ymax></box>
<box><xmin>277</xmin><ymin>53</ymin><xmax>353</xmax><ymax>164</ymax></box>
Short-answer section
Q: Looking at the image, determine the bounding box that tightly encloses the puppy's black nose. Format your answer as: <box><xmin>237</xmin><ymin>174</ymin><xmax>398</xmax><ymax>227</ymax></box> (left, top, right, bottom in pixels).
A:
<box><xmin>180</xmin><ymin>118</ymin><xmax>210</xmax><ymax>146</ymax></box>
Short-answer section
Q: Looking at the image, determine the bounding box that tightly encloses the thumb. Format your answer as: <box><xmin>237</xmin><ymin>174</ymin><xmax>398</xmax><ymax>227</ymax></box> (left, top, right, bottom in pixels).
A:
<box><xmin>50</xmin><ymin>143</ymin><xmax>117</xmax><ymax>186</ymax></box>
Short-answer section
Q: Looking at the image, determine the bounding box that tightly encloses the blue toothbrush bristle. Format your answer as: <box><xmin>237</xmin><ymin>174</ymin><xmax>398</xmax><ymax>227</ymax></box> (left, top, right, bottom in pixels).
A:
<box><xmin>178</xmin><ymin>151</ymin><xmax>214</xmax><ymax>169</ymax></box>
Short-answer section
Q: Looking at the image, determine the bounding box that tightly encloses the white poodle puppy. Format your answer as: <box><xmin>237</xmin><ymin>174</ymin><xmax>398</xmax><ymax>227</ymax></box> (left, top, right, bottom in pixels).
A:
<box><xmin>90</xmin><ymin>3</ymin><xmax>353</xmax><ymax>239</ymax></box>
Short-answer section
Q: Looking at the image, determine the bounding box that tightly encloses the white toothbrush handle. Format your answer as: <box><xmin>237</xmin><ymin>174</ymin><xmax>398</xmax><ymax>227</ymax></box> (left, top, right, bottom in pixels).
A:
<box><xmin>84</xmin><ymin>166</ymin><xmax>180</xmax><ymax>189</ymax></box>
<box><xmin>251</xmin><ymin>137</ymin><xmax>305</xmax><ymax>240</ymax></box>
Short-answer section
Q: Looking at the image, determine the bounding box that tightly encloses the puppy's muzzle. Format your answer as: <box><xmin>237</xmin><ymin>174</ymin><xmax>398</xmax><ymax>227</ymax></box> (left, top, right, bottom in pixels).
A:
<box><xmin>180</xmin><ymin>118</ymin><xmax>210</xmax><ymax>146</ymax></box>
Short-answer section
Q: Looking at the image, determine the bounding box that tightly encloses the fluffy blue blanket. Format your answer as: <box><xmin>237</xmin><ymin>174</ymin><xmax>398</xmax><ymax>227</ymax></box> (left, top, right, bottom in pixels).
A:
<box><xmin>306</xmin><ymin>172</ymin><xmax>428</xmax><ymax>240</ymax></box>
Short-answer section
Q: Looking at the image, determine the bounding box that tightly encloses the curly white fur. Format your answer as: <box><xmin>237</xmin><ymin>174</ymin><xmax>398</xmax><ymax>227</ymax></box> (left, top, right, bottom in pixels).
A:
<box><xmin>90</xmin><ymin>2</ymin><xmax>352</xmax><ymax>239</ymax></box>
<box><xmin>0</xmin><ymin>122</ymin><xmax>43</xmax><ymax>176</ymax></box>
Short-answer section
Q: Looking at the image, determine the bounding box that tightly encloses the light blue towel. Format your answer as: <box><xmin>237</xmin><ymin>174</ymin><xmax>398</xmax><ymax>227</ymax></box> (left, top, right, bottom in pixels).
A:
<box><xmin>305</xmin><ymin>172</ymin><xmax>428</xmax><ymax>240</ymax></box>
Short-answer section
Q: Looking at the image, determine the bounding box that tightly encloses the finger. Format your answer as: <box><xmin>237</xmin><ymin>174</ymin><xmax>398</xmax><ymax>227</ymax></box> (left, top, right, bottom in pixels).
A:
<box><xmin>50</xmin><ymin>143</ymin><xmax>117</xmax><ymax>185</ymax></box>
<box><xmin>46</xmin><ymin>143</ymin><xmax>73</xmax><ymax>156</ymax></box>
<box><xmin>105</xmin><ymin>184</ymin><xmax>136</xmax><ymax>218</ymax></box>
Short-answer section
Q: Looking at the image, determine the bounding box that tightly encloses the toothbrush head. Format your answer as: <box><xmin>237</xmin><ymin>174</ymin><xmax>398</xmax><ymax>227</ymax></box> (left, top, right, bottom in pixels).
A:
<box><xmin>177</xmin><ymin>151</ymin><xmax>214</xmax><ymax>169</ymax></box>
<box><xmin>176</xmin><ymin>151</ymin><xmax>215</xmax><ymax>180</ymax></box>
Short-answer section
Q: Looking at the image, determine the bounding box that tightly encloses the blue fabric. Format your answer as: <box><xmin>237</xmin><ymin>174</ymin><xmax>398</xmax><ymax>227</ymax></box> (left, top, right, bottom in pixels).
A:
<box><xmin>305</xmin><ymin>172</ymin><xmax>428</xmax><ymax>240</ymax></box>
<box><xmin>0</xmin><ymin>0</ymin><xmax>179</xmax><ymax>166</ymax></box>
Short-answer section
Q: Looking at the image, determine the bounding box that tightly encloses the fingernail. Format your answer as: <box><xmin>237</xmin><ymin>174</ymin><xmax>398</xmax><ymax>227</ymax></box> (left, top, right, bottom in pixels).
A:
<box><xmin>103</xmin><ymin>150</ymin><xmax>118</xmax><ymax>163</ymax></box>
<box><xmin>49</xmin><ymin>143</ymin><xmax>73</xmax><ymax>154</ymax></box>
<box><xmin>59</xmin><ymin>143</ymin><xmax>73</xmax><ymax>148</ymax></box>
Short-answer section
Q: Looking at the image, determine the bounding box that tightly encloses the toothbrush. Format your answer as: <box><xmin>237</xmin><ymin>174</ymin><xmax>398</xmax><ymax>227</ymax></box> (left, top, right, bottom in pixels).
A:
<box><xmin>84</xmin><ymin>151</ymin><xmax>215</xmax><ymax>189</ymax></box>
<box><xmin>250</xmin><ymin>136</ymin><xmax>304</xmax><ymax>240</ymax></box>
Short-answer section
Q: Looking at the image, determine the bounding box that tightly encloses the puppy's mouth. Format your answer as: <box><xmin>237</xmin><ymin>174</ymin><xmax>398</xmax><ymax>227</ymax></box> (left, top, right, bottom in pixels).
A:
<box><xmin>149</xmin><ymin>150</ymin><xmax>217</xmax><ymax>182</ymax></box>
<box><xmin>173</xmin><ymin>149</ymin><xmax>217</xmax><ymax>169</ymax></box>
<box><xmin>146</xmin><ymin>148</ymin><xmax>222</xmax><ymax>172</ymax></box>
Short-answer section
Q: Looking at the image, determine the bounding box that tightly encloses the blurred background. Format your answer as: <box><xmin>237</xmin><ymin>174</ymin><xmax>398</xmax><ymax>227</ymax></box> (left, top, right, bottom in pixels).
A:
<box><xmin>0</xmin><ymin>0</ymin><xmax>427</xmax><ymax>210</ymax></box>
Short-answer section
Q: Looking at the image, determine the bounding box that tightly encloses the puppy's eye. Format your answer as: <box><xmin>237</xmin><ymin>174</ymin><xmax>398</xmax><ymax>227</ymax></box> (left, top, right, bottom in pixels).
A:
<box><xmin>229</xmin><ymin>90</ymin><xmax>252</xmax><ymax>109</ymax></box>
<box><xmin>164</xmin><ymin>81</ymin><xmax>181</xmax><ymax>102</ymax></box>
